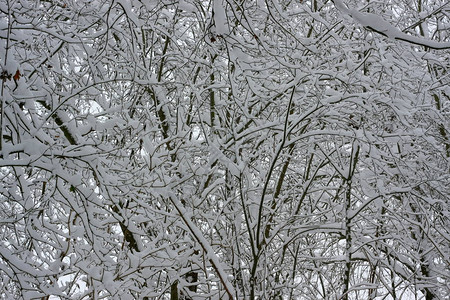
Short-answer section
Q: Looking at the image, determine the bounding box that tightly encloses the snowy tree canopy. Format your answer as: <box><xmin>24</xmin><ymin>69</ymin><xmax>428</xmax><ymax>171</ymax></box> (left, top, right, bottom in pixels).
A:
<box><xmin>0</xmin><ymin>0</ymin><xmax>449</xmax><ymax>299</ymax></box>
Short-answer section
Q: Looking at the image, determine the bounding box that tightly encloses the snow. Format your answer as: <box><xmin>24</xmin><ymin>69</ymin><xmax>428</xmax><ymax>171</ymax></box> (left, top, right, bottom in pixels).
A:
<box><xmin>1</xmin><ymin>0</ymin><xmax>448</xmax><ymax>299</ymax></box>
<box><xmin>350</xmin><ymin>10</ymin><xmax>399</xmax><ymax>39</ymax></box>
<box><xmin>178</xmin><ymin>0</ymin><xmax>196</xmax><ymax>13</ymax></box>
<box><xmin>209</xmin><ymin>144</ymin><xmax>241</xmax><ymax>177</ymax></box>
<box><xmin>169</xmin><ymin>193</ymin><xmax>236</xmax><ymax>298</ymax></box>
<box><xmin>213</xmin><ymin>0</ymin><xmax>228</xmax><ymax>35</ymax></box>
<box><xmin>333</xmin><ymin>0</ymin><xmax>450</xmax><ymax>49</ymax></box>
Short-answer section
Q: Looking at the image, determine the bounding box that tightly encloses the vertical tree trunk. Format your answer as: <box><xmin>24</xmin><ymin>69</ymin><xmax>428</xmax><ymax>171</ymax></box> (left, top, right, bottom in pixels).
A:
<box><xmin>171</xmin><ymin>281</ymin><xmax>179</xmax><ymax>300</ymax></box>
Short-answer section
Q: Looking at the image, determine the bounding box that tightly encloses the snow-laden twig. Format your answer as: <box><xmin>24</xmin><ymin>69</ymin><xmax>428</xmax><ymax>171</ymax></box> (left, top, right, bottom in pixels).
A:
<box><xmin>332</xmin><ymin>0</ymin><xmax>450</xmax><ymax>50</ymax></box>
<box><xmin>169</xmin><ymin>192</ymin><xmax>235</xmax><ymax>299</ymax></box>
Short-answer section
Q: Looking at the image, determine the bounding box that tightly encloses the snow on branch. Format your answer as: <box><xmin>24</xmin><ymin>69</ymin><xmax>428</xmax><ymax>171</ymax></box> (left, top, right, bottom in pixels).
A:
<box><xmin>332</xmin><ymin>0</ymin><xmax>450</xmax><ymax>50</ymax></box>
<box><xmin>168</xmin><ymin>193</ymin><xmax>236</xmax><ymax>299</ymax></box>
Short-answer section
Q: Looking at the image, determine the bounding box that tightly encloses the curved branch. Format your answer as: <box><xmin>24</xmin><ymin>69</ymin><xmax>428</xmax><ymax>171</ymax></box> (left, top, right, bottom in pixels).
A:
<box><xmin>168</xmin><ymin>193</ymin><xmax>235</xmax><ymax>299</ymax></box>
<box><xmin>331</xmin><ymin>0</ymin><xmax>450</xmax><ymax>50</ymax></box>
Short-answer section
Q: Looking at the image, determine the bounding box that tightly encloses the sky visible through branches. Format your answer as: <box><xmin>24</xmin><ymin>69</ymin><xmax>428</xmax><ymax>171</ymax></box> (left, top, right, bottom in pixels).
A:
<box><xmin>0</xmin><ymin>0</ymin><xmax>449</xmax><ymax>299</ymax></box>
